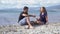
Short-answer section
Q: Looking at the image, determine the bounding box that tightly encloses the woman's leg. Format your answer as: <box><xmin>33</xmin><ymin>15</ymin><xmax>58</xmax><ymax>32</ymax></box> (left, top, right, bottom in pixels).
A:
<box><xmin>35</xmin><ymin>18</ymin><xmax>42</xmax><ymax>25</ymax></box>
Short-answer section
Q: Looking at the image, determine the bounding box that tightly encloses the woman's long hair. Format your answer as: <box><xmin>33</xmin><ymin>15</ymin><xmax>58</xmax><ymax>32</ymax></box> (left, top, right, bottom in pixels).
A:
<box><xmin>40</xmin><ymin>7</ymin><xmax>47</xmax><ymax>13</ymax></box>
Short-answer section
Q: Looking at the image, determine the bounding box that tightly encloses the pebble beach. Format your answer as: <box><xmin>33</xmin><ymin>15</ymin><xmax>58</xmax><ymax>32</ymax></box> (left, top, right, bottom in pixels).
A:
<box><xmin>0</xmin><ymin>23</ymin><xmax>60</xmax><ymax>34</ymax></box>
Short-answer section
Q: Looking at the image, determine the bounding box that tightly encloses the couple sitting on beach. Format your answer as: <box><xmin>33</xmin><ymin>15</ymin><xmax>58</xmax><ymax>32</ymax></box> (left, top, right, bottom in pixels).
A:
<box><xmin>18</xmin><ymin>6</ymin><xmax>48</xmax><ymax>29</ymax></box>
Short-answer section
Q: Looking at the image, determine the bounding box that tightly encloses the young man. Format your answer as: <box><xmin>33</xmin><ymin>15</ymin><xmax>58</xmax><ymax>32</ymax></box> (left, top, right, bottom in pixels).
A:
<box><xmin>18</xmin><ymin>6</ymin><xmax>35</xmax><ymax>29</ymax></box>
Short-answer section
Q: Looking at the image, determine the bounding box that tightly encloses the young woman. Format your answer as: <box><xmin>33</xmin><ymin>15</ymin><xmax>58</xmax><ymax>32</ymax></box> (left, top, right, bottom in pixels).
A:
<box><xmin>36</xmin><ymin>7</ymin><xmax>48</xmax><ymax>24</ymax></box>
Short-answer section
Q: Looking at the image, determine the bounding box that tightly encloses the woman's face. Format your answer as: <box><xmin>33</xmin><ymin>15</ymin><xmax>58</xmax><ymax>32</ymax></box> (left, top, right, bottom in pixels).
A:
<box><xmin>40</xmin><ymin>7</ymin><xmax>44</xmax><ymax>12</ymax></box>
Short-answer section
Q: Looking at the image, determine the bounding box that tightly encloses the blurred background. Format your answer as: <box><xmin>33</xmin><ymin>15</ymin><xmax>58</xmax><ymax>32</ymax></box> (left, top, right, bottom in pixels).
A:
<box><xmin>0</xmin><ymin>0</ymin><xmax>60</xmax><ymax>25</ymax></box>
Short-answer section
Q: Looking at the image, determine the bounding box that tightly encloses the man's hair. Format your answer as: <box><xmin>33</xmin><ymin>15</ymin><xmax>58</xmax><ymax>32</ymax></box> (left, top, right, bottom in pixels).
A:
<box><xmin>23</xmin><ymin>6</ymin><xmax>28</xmax><ymax>10</ymax></box>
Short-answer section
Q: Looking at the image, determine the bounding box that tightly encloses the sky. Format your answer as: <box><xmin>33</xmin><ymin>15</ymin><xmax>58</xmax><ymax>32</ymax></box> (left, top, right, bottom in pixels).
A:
<box><xmin>0</xmin><ymin>0</ymin><xmax>60</xmax><ymax>9</ymax></box>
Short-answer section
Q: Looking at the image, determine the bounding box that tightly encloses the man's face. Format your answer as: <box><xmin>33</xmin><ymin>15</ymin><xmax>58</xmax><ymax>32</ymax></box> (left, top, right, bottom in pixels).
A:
<box><xmin>24</xmin><ymin>9</ymin><xmax>28</xmax><ymax>12</ymax></box>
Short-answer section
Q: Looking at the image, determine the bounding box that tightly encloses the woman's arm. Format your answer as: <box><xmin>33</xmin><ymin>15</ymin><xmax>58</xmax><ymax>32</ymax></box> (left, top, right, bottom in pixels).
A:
<box><xmin>46</xmin><ymin>16</ymin><xmax>48</xmax><ymax>22</ymax></box>
<box><xmin>45</xmin><ymin>12</ymin><xmax>48</xmax><ymax>22</ymax></box>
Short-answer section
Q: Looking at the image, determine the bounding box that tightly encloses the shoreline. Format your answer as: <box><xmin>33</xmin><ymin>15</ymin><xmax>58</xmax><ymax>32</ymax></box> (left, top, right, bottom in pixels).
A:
<box><xmin>0</xmin><ymin>23</ymin><xmax>60</xmax><ymax>34</ymax></box>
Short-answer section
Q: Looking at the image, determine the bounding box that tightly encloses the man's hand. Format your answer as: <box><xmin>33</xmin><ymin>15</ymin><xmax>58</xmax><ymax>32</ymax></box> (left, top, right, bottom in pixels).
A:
<box><xmin>29</xmin><ymin>15</ymin><xmax>36</xmax><ymax>17</ymax></box>
<box><xmin>32</xmin><ymin>15</ymin><xmax>36</xmax><ymax>17</ymax></box>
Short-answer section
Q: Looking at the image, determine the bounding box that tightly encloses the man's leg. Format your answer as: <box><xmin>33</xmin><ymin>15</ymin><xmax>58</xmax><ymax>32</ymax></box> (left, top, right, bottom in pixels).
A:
<box><xmin>19</xmin><ymin>18</ymin><xmax>26</xmax><ymax>26</ymax></box>
<box><xmin>26</xmin><ymin>17</ymin><xmax>33</xmax><ymax>29</ymax></box>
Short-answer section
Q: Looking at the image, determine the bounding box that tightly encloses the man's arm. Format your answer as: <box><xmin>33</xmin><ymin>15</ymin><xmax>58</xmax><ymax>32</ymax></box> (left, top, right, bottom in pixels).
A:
<box><xmin>22</xmin><ymin>14</ymin><xmax>28</xmax><ymax>17</ymax></box>
<box><xmin>29</xmin><ymin>15</ymin><xmax>35</xmax><ymax>17</ymax></box>
<box><xmin>22</xmin><ymin>14</ymin><xmax>35</xmax><ymax>17</ymax></box>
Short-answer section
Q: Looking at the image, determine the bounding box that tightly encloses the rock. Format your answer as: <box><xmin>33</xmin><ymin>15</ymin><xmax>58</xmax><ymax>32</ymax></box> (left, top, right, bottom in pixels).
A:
<box><xmin>0</xmin><ymin>23</ymin><xmax>60</xmax><ymax>34</ymax></box>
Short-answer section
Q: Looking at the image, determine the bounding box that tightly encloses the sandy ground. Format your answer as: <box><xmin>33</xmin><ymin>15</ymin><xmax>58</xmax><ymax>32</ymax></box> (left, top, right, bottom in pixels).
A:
<box><xmin>0</xmin><ymin>23</ymin><xmax>60</xmax><ymax>34</ymax></box>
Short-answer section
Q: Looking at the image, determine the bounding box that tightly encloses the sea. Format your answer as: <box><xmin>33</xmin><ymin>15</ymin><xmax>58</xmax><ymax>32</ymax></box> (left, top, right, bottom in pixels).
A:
<box><xmin>0</xmin><ymin>7</ymin><xmax>60</xmax><ymax>25</ymax></box>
